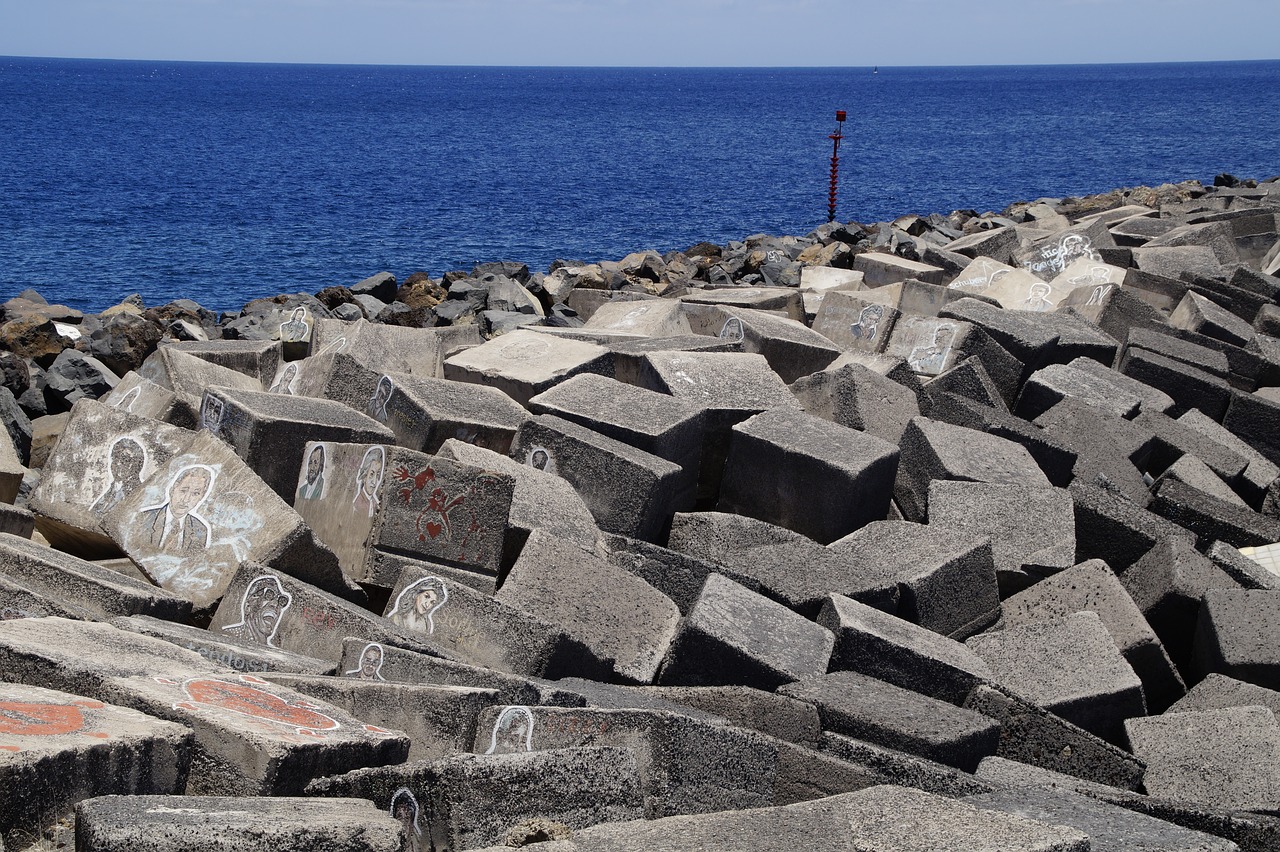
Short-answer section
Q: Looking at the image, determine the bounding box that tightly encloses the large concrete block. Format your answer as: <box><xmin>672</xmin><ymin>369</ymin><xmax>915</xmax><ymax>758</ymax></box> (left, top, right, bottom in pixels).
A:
<box><xmin>509</xmin><ymin>413</ymin><xmax>687</xmax><ymax>542</ymax></box>
<box><xmin>496</xmin><ymin>530</ymin><xmax>681</xmax><ymax>684</ymax></box>
<box><xmin>0</xmin><ymin>617</ymin><xmax>408</xmax><ymax>795</ymax></box>
<box><xmin>74</xmin><ymin>795</ymin><xmax>403</xmax><ymax>852</ymax></box>
<box><xmin>0</xmin><ymin>683</ymin><xmax>192</xmax><ymax>851</ymax></box>
<box><xmin>1070</xmin><ymin>481</ymin><xmax>1196</xmax><ymax>572</ymax></box>
<box><xmin>1170</xmin><ymin>673</ymin><xmax>1280</xmax><ymax>718</ymax></box>
<box><xmin>681</xmin><ymin>286</ymin><xmax>804</xmax><ymax>322</ymax></box>
<box><xmin>1033</xmin><ymin>396</ymin><xmax>1158</xmax><ymax>506</ymax></box>
<box><xmin>811</xmin><ymin>289</ymin><xmax>900</xmax><ymax>354</ymax></box>
<box><xmin>98</xmin><ymin>370</ymin><xmax>184</xmax><ymax>426</ymax></box>
<box><xmin>136</xmin><ymin>346</ymin><xmax>263</xmax><ymax>425</ymax></box>
<box><xmin>443</xmin><ymin>329</ymin><xmax>613</xmax><ymax>406</ymax></box>
<box><xmin>101</xmin><ymin>431</ymin><xmax>352</xmax><ymax>610</ymax></box>
<box><xmin>1016</xmin><ymin>222</ymin><xmax>1115</xmax><ymax>282</ymax></box>
<box><xmin>311</xmin><ymin>316</ymin><xmax>475</xmax><ymax>377</ymax></box>
<box><xmin>110</xmin><ymin>614</ymin><xmax>335</xmax><ymax>676</ymax></box>
<box><xmin>927</xmin><ymin>481</ymin><xmax>1075</xmax><ymax>595</ymax></box>
<box><xmin>605</xmin><ymin>531</ymin><xmax>761</xmax><ymax>615</ymax></box>
<box><xmin>657</xmin><ymin>573</ymin><xmax>834</xmax><ymax>690</ymax></box>
<box><xmin>29</xmin><ymin>398</ymin><xmax>195</xmax><ymax>557</ymax></box>
<box><xmin>966</xmin><ymin>611</ymin><xmax>1147</xmax><ymax>744</ymax></box>
<box><xmin>790</xmin><ymin>357</ymin><xmax>921</xmax><ymax>445</ymax></box>
<box><xmin>167</xmin><ymin>338</ymin><xmax>283</xmax><ymax>384</ymax></box>
<box><xmin>707</xmin><ymin>307</ymin><xmax>842</xmax><ymax>383</ymax></box>
<box><xmin>1192</xmin><ymin>588</ymin><xmax>1280</xmax><ymax>689</ymax></box>
<box><xmin>586</xmin><ymin>298</ymin><xmax>692</xmax><ymax>337</ymax></box>
<box><xmin>1120</xmin><ymin>346</ymin><xmax>1233</xmax><ymax>421</ymax></box>
<box><xmin>853</xmin><ymin>251</ymin><xmax>947</xmax><ymax>286</ymax></box>
<box><xmin>717</xmin><ymin>407</ymin><xmax>899</xmax><ymax>545</ymax></box>
<box><xmin>1016</xmin><ymin>362</ymin><xmax>1143</xmax><ymax>422</ymax></box>
<box><xmin>294</xmin><ymin>441</ymin><xmax>514</xmax><ymax>585</ymax></box>
<box><xmin>1224</xmin><ymin>388</ymin><xmax>1280</xmax><ymax>468</ymax></box>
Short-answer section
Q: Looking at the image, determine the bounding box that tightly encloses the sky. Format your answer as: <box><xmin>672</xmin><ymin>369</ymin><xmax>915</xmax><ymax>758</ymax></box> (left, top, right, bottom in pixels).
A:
<box><xmin>1</xmin><ymin>0</ymin><xmax>1276</xmax><ymax>68</ymax></box>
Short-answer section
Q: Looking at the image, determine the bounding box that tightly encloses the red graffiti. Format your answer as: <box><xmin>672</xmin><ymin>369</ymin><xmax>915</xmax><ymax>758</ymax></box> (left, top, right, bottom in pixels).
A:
<box><xmin>390</xmin><ymin>465</ymin><xmax>498</xmax><ymax>563</ymax></box>
<box><xmin>172</xmin><ymin>675</ymin><xmax>341</xmax><ymax>737</ymax></box>
<box><xmin>0</xmin><ymin>701</ymin><xmax>89</xmax><ymax>736</ymax></box>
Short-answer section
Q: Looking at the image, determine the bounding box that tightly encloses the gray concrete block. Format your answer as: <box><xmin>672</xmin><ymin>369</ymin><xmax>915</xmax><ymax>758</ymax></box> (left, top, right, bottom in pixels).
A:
<box><xmin>74</xmin><ymin>795</ymin><xmax>402</xmax><ymax>852</ymax></box>
<box><xmin>1207</xmin><ymin>540</ymin><xmax>1280</xmax><ymax>590</ymax></box>
<box><xmin>1016</xmin><ymin>362</ymin><xmax>1143</xmax><ymax>422</ymax></box>
<box><xmin>718</xmin><ymin>407</ymin><xmax>899</xmax><ymax>544</ymax></box>
<box><xmin>0</xmin><ymin>571</ymin><xmax>91</xmax><ymax>621</ymax></box>
<box><xmin>604</xmin><ymin>532</ymin><xmax>750</xmax><ymax>616</ymax></box>
<box><xmin>1170</xmin><ymin>673</ymin><xmax>1280</xmax><ymax>718</ymax></box>
<box><xmin>811</xmin><ymin>290</ymin><xmax>900</xmax><ymax>354</ymax></box>
<box><xmin>1171</xmin><ymin>290</ymin><xmax>1257</xmax><ymax>347</ymax></box>
<box><xmin>627</xmin><ymin>684</ymin><xmax>822</xmax><ymax>746</ymax></box>
<box><xmin>1126</xmin><ymin>706</ymin><xmax>1280</xmax><ymax>812</ymax></box>
<box><xmin>443</xmin><ymin>328</ymin><xmax>613</xmax><ymax>407</ymax></box>
<box><xmin>1152</xmin><ymin>477</ymin><xmax>1280</xmax><ymax>550</ymax></box>
<box><xmin>1120</xmin><ymin>346</ymin><xmax>1234</xmax><ymax>421</ymax></box>
<box><xmin>1035</xmin><ymin>396</ymin><xmax>1158</xmax><ymax>506</ymax></box>
<box><xmin>923</xmin><ymin>391</ymin><xmax>1078</xmax><ymax>488</ymax></box>
<box><xmin>657</xmin><ymin>573</ymin><xmax>833</xmax><ymax>690</ymax></box>
<box><xmin>0</xmin><ymin>683</ymin><xmax>192</xmax><ymax>851</ymax></box>
<box><xmin>927</xmin><ymin>481</ymin><xmax>1075</xmax><ymax>595</ymax></box>
<box><xmin>779</xmin><ymin>671</ymin><xmax>1000</xmax><ymax>771</ymax></box>
<box><xmin>854</xmin><ymin>251</ymin><xmax>947</xmax><ymax>286</ymax></box>
<box><xmin>790</xmin><ymin>359</ymin><xmax>921</xmax><ymax>445</ymax></box>
<box><xmin>711</xmin><ymin>306</ymin><xmax>843</xmax><ymax>383</ymax></box>
<box><xmin>312</xmin><ymin>316</ymin><xmax>478</xmax><ymax>378</ymax></box>
<box><xmin>110</xmin><ymin>614</ymin><xmax>335</xmax><ymax>676</ymax></box>
<box><xmin>1070</xmin><ymin>481</ymin><xmax>1197</xmax><ymax>572</ymax></box>
<box><xmin>136</xmin><ymin>346</ymin><xmax>263</xmax><ymax>423</ymax></box>
<box><xmin>966</xmin><ymin>611</ymin><xmax>1147</xmax><ymax>744</ymax></box>
<box><xmin>1224</xmin><ymin>388</ymin><xmax>1280</xmax><ymax>468</ymax></box>
<box><xmin>1192</xmin><ymin>589</ymin><xmax>1280</xmax><ymax>689</ymax></box>
<box><xmin>166</xmin><ymin>338</ymin><xmax>283</xmax><ymax>384</ymax></box>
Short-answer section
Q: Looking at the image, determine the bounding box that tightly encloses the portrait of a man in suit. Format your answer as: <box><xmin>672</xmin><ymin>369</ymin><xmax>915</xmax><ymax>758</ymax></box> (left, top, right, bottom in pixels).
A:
<box><xmin>139</xmin><ymin>464</ymin><xmax>215</xmax><ymax>553</ymax></box>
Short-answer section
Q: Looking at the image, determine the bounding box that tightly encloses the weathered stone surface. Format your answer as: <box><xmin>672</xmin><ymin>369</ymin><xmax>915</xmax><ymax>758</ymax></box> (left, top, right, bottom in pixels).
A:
<box><xmin>707</xmin><ymin>307</ymin><xmax>842</xmax><ymax>383</ymax></box>
<box><xmin>136</xmin><ymin>346</ymin><xmax>263</xmax><ymax>424</ymax></box>
<box><xmin>585</xmin><ymin>298</ymin><xmax>691</xmax><ymax>337</ymax></box>
<box><xmin>790</xmin><ymin>357</ymin><xmax>921</xmax><ymax>445</ymax></box>
<box><xmin>1070</xmin><ymin>481</ymin><xmax>1196</xmax><ymax>572</ymax></box>
<box><xmin>657</xmin><ymin>573</ymin><xmax>834</xmax><ymax>690</ymax></box>
<box><xmin>718</xmin><ymin>407</ymin><xmax>899</xmax><ymax>545</ymax></box>
<box><xmin>1170</xmin><ymin>673</ymin><xmax>1280</xmax><ymax>719</ymax></box>
<box><xmin>74</xmin><ymin>795</ymin><xmax>403</xmax><ymax>852</ymax></box>
<box><xmin>110</xmin><ymin>614</ymin><xmax>335</xmax><ymax>676</ymax></box>
<box><xmin>854</xmin><ymin>252</ymin><xmax>947</xmax><ymax>286</ymax></box>
<box><xmin>312</xmin><ymin>316</ymin><xmax>477</xmax><ymax>377</ymax></box>
<box><xmin>1017</xmin><ymin>362</ymin><xmax>1143</xmax><ymax>422</ymax></box>
<box><xmin>811</xmin><ymin>290</ymin><xmax>901</xmax><ymax>353</ymax></box>
<box><xmin>443</xmin><ymin>329</ymin><xmax>613</xmax><ymax>406</ymax></box>
<box><xmin>1035</xmin><ymin>396</ymin><xmax>1157</xmax><ymax>505</ymax></box>
<box><xmin>1192</xmin><ymin>589</ymin><xmax>1280</xmax><ymax>689</ymax></box>
<box><xmin>167</xmin><ymin>339</ymin><xmax>283</xmax><ymax>384</ymax></box>
<box><xmin>0</xmin><ymin>683</ymin><xmax>192</xmax><ymax>851</ymax></box>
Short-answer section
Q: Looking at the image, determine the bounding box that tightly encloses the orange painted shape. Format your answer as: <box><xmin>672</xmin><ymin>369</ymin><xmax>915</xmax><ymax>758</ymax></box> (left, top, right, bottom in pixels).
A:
<box><xmin>0</xmin><ymin>702</ymin><xmax>86</xmax><ymax>736</ymax></box>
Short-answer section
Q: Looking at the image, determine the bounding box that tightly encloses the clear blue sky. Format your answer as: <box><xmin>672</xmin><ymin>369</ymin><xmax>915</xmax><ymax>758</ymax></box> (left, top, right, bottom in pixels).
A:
<box><xmin>1</xmin><ymin>0</ymin><xmax>1276</xmax><ymax>67</ymax></box>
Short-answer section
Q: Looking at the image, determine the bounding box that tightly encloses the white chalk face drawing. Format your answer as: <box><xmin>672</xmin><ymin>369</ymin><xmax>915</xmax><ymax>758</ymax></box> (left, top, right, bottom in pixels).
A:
<box><xmin>1023</xmin><ymin>233</ymin><xmax>1102</xmax><ymax>277</ymax></box>
<box><xmin>485</xmin><ymin>705</ymin><xmax>534</xmax><ymax>755</ymax></box>
<box><xmin>221</xmin><ymin>574</ymin><xmax>292</xmax><ymax>648</ymax></box>
<box><xmin>113</xmin><ymin>386</ymin><xmax>142</xmax><ymax>412</ymax></box>
<box><xmin>525</xmin><ymin>445</ymin><xmax>556</xmax><ymax>475</ymax></box>
<box><xmin>907</xmin><ymin>324</ymin><xmax>957</xmax><ymax>375</ymax></box>
<box><xmin>387</xmin><ymin>577</ymin><xmax>449</xmax><ymax>635</ymax></box>
<box><xmin>296</xmin><ymin>443</ymin><xmax>327</xmax><ymax>501</ymax></box>
<box><xmin>268</xmin><ymin>362</ymin><xmax>300</xmax><ymax>395</ymax></box>
<box><xmin>389</xmin><ymin>788</ymin><xmax>424</xmax><ymax>852</ymax></box>
<box><xmin>353</xmin><ymin>445</ymin><xmax>386</xmax><ymax>518</ymax></box>
<box><xmin>138</xmin><ymin>464</ymin><xmax>215</xmax><ymax>553</ymax></box>
<box><xmin>849</xmin><ymin>304</ymin><xmax>885</xmax><ymax>342</ymax></box>
<box><xmin>279</xmin><ymin>307</ymin><xmax>311</xmax><ymax>343</ymax></box>
<box><xmin>200</xmin><ymin>394</ymin><xmax>225</xmax><ymax>433</ymax></box>
<box><xmin>1085</xmin><ymin>284</ymin><xmax>1113</xmax><ymax>306</ymax></box>
<box><xmin>345</xmin><ymin>642</ymin><xmax>386</xmax><ymax>681</ymax></box>
<box><xmin>1022</xmin><ymin>282</ymin><xmax>1054</xmax><ymax>312</ymax></box>
<box><xmin>316</xmin><ymin>335</ymin><xmax>348</xmax><ymax>356</ymax></box>
<box><xmin>718</xmin><ymin>316</ymin><xmax>745</xmax><ymax>342</ymax></box>
<box><xmin>91</xmin><ymin>436</ymin><xmax>147</xmax><ymax>518</ymax></box>
<box><xmin>366</xmin><ymin>375</ymin><xmax>394</xmax><ymax>422</ymax></box>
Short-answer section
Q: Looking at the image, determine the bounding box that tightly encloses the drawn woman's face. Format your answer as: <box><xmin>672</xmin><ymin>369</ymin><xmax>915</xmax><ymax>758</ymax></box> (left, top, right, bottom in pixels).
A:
<box><xmin>414</xmin><ymin>587</ymin><xmax>439</xmax><ymax>615</ymax></box>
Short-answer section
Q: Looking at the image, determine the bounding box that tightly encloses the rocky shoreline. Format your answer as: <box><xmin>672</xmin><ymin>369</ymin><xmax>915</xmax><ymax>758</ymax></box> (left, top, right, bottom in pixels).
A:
<box><xmin>2</xmin><ymin>173</ymin><xmax>1280</xmax><ymax>850</ymax></box>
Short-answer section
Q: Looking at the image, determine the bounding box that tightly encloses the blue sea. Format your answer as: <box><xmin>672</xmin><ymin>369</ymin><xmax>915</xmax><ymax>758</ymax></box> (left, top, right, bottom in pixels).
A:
<box><xmin>2</xmin><ymin>57</ymin><xmax>1278</xmax><ymax>314</ymax></box>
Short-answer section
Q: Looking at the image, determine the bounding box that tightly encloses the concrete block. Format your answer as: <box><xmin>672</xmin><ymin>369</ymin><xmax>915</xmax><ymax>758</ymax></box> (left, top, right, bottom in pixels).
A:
<box><xmin>924</xmin><ymin>391</ymin><xmax>1079</xmax><ymax>487</ymax></box>
<box><xmin>1070</xmin><ymin>481</ymin><xmax>1197</xmax><ymax>572</ymax></box>
<box><xmin>940</xmin><ymin>296</ymin><xmax>1119</xmax><ymax>374</ymax></box>
<box><xmin>927</xmin><ymin>481</ymin><xmax>1075</xmax><ymax>595</ymax></box>
<box><xmin>443</xmin><ymin>328</ymin><xmax>613</xmax><ymax>407</ymax></box>
<box><xmin>1132</xmin><ymin>245</ymin><xmax>1226</xmax><ymax>282</ymax></box>
<box><xmin>497</xmin><ymin>530</ymin><xmax>680</xmax><ymax>684</ymax></box>
<box><xmin>1171</xmin><ymin>290</ymin><xmax>1257</xmax><ymax>347</ymax></box>
<box><xmin>1002</xmin><ymin>559</ymin><xmax>1186</xmax><ymax>712</ymax></box>
<box><xmin>110</xmin><ymin>614</ymin><xmax>334</xmax><ymax>676</ymax></box>
<box><xmin>1128</xmin><ymin>327</ymin><xmax>1231</xmax><ymax>378</ymax></box>
<box><xmin>311</xmin><ymin>316</ymin><xmax>474</xmax><ymax>377</ymax></box>
<box><xmin>779</xmin><ymin>671</ymin><xmax>999</xmax><ymax>771</ymax></box>
<box><xmin>1138</xmin><ymin>410</ymin><xmax>1250</xmax><ymax>490</ymax></box>
<box><xmin>790</xmin><ymin>358</ymin><xmax>921</xmax><ymax>445</ymax></box>
<box><xmin>98</xmin><ymin>371</ymin><xmax>183</xmax><ymax>427</ymax></box>
<box><xmin>811</xmin><ymin>290</ymin><xmax>900</xmax><ymax>353</ymax></box>
<box><xmin>718</xmin><ymin>407</ymin><xmax>899</xmax><ymax>545</ymax></box>
<box><xmin>1192</xmin><ymin>589</ymin><xmax>1280</xmax><ymax>689</ymax></box>
<box><xmin>1016</xmin><ymin>362</ymin><xmax>1143</xmax><ymax>422</ymax></box>
<box><xmin>0</xmin><ymin>683</ymin><xmax>192</xmax><ymax>851</ymax></box>
<box><xmin>626</xmin><ymin>684</ymin><xmax>822</xmax><ymax>746</ymax></box>
<box><xmin>509</xmin><ymin>413</ymin><xmax>686</xmax><ymax>542</ymax></box>
<box><xmin>29</xmin><ymin>398</ymin><xmax>195</xmax><ymax>558</ymax></box>
<box><xmin>943</xmin><ymin>228</ymin><xmax>1019</xmax><ymax>263</ymax></box>
<box><xmin>1152</xmin><ymin>476</ymin><xmax>1280</xmax><ymax>549</ymax></box>
<box><xmin>306</xmin><ymin>747</ymin><xmax>644</xmax><ymax>852</ymax></box>
<box><xmin>854</xmin><ymin>252</ymin><xmax>947</xmax><ymax>286</ymax></box>
<box><xmin>0</xmin><ymin>617</ymin><xmax>408</xmax><ymax>795</ymax></box>
<box><xmin>657</xmin><ymin>573</ymin><xmax>834</xmax><ymax>690</ymax></box>
<box><xmin>167</xmin><ymin>338</ymin><xmax>283</xmax><ymax>384</ymax></box>
<box><xmin>605</xmin><ymin>333</ymin><xmax>740</xmax><ymax>387</ymax></box>
<box><xmin>1016</xmin><ymin>221</ymin><xmax>1115</xmax><ymax>281</ymax></box>
<box><xmin>1209</xmin><ymin>540</ymin><xmax>1280</xmax><ymax>590</ymax></box>
<box><xmin>1170</xmin><ymin>673</ymin><xmax>1280</xmax><ymax>719</ymax></box>
<box><xmin>710</xmin><ymin>307</ymin><xmax>842</xmax><ymax>383</ymax></box>
<box><xmin>585</xmin><ymin>298</ymin><xmax>691</xmax><ymax>337</ymax></box>
<box><xmin>74</xmin><ymin>795</ymin><xmax>402</xmax><ymax>852</ymax></box>
<box><xmin>1119</xmin><ymin>346</ymin><xmax>1233</xmax><ymax>420</ymax></box>
<box><xmin>604</xmin><ymin>532</ymin><xmax>753</xmax><ymax>616</ymax></box>
<box><xmin>966</xmin><ymin>611</ymin><xmax>1147</xmax><ymax>744</ymax></box>
<box><xmin>680</xmin><ymin>286</ymin><xmax>804</xmax><ymax>322</ymax></box>
<box><xmin>102</xmin><ymin>430</ymin><xmax>353</xmax><ymax>610</ymax></box>
<box><xmin>830</xmin><ymin>520</ymin><xmax>1000</xmax><ymax>640</ymax></box>
<box><xmin>1126</xmin><ymin>707</ymin><xmax>1280</xmax><ymax>812</ymax></box>
<box><xmin>895</xmin><ymin>416</ymin><xmax>1050</xmax><ymax>522</ymax></box>
<box><xmin>1224</xmin><ymin>388</ymin><xmax>1280</xmax><ymax>468</ymax></box>
<box><xmin>1034</xmin><ymin>397</ymin><xmax>1157</xmax><ymax>506</ymax></box>
<box><xmin>136</xmin><ymin>346</ymin><xmax>262</xmax><ymax>424</ymax></box>
<box><xmin>0</xmin><ymin>532</ymin><xmax>191</xmax><ymax>623</ymax></box>
<box><xmin>0</xmin><ymin>571</ymin><xmax>91</xmax><ymax>621</ymax></box>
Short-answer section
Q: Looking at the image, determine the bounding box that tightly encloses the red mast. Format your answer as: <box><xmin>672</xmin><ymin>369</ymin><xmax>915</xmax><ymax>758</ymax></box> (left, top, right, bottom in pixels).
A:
<box><xmin>828</xmin><ymin>110</ymin><xmax>846</xmax><ymax>222</ymax></box>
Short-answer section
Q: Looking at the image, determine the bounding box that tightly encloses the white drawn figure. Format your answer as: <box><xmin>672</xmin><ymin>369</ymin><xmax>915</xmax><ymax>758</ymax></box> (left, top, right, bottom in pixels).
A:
<box><xmin>296</xmin><ymin>443</ymin><xmax>327</xmax><ymax>501</ymax></box>
<box><xmin>1022</xmin><ymin>281</ymin><xmax>1054</xmax><ymax>312</ymax></box>
<box><xmin>849</xmin><ymin>304</ymin><xmax>885</xmax><ymax>342</ymax></box>
<box><xmin>387</xmin><ymin>577</ymin><xmax>449</xmax><ymax>635</ymax></box>
<box><xmin>1085</xmin><ymin>284</ymin><xmax>1113</xmax><ymax>306</ymax></box>
<box><xmin>353</xmin><ymin>446</ymin><xmax>386</xmax><ymax>518</ymax></box>
<box><xmin>138</xmin><ymin>464</ymin><xmax>215</xmax><ymax>553</ymax></box>
<box><xmin>485</xmin><ymin>705</ymin><xmax>534</xmax><ymax>755</ymax></box>
<box><xmin>315</xmin><ymin>335</ymin><xmax>348</xmax><ymax>356</ymax></box>
<box><xmin>907</xmin><ymin>324</ymin><xmax>957</xmax><ymax>375</ymax></box>
<box><xmin>345</xmin><ymin>642</ymin><xmax>387</xmax><ymax>681</ymax></box>
<box><xmin>366</xmin><ymin>375</ymin><xmax>394</xmax><ymax>422</ymax></box>
<box><xmin>525</xmin><ymin>446</ymin><xmax>556</xmax><ymax>475</ymax></box>
<box><xmin>718</xmin><ymin>316</ymin><xmax>745</xmax><ymax>343</ymax></box>
<box><xmin>91</xmin><ymin>437</ymin><xmax>147</xmax><ymax>518</ymax></box>
<box><xmin>278</xmin><ymin>307</ymin><xmax>311</xmax><ymax>343</ymax></box>
<box><xmin>113</xmin><ymin>386</ymin><xmax>142</xmax><ymax>412</ymax></box>
<box><xmin>200</xmin><ymin>394</ymin><xmax>225</xmax><ymax>433</ymax></box>
<box><xmin>268</xmin><ymin>362</ymin><xmax>299</xmax><ymax>395</ymax></box>
<box><xmin>221</xmin><ymin>574</ymin><xmax>292</xmax><ymax>648</ymax></box>
<box><xmin>389</xmin><ymin>788</ymin><xmax>424</xmax><ymax>852</ymax></box>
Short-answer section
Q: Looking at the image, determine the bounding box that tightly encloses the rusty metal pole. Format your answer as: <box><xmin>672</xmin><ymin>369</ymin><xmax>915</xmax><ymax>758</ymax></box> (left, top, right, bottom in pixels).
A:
<box><xmin>828</xmin><ymin>109</ymin><xmax>846</xmax><ymax>222</ymax></box>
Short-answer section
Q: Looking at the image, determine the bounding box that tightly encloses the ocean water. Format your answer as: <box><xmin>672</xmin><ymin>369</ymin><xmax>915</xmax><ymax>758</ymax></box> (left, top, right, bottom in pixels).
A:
<box><xmin>1</xmin><ymin>57</ymin><xmax>1277</xmax><ymax>313</ymax></box>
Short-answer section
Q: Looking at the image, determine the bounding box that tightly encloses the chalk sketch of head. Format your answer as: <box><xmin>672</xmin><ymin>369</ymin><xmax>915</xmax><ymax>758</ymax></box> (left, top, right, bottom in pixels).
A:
<box><xmin>345</xmin><ymin>642</ymin><xmax>386</xmax><ymax>681</ymax></box>
<box><xmin>907</xmin><ymin>323</ymin><xmax>957</xmax><ymax>375</ymax></box>
<box><xmin>718</xmin><ymin>316</ymin><xmax>745</xmax><ymax>342</ymax></box>
<box><xmin>269</xmin><ymin>362</ymin><xmax>299</xmax><ymax>395</ymax></box>
<box><xmin>138</xmin><ymin>464</ymin><xmax>216</xmax><ymax>553</ymax></box>
<box><xmin>279</xmin><ymin>307</ymin><xmax>310</xmax><ymax>343</ymax></box>
<box><xmin>221</xmin><ymin>574</ymin><xmax>292</xmax><ymax>648</ymax></box>
<box><xmin>389</xmin><ymin>788</ymin><xmax>423</xmax><ymax>848</ymax></box>
<box><xmin>200</xmin><ymin>394</ymin><xmax>225</xmax><ymax>433</ymax></box>
<box><xmin>297</xmin><ymin>443</ymin><xmax>327</xmax><ymax>501</ymax></box>
<box><xmin>387</xmin><ymin>576</ymin><xmax>449</xmax><ymax>635</ymax></box>
<box><xmin>525</xmin><ymin>446</ymin><xmax>555</xmax><ymax>475</ymax></box>
<box><xmin>1086</xmin><ymin>284</ymin><xmax>1113</xmax><ymax>306</ymax></box>
<box><xmin>114</xmin><ymin>386</ymin><xmax>142</xmax><ymax>412</ymax></box>
<box><xmin>353</xmin><ymin>446</ymin><xmax>385</xmax><ymax>517</ymax></box>
<box><xmin>92</xmin><ymin>437</ymin><xmax>147</xmax><ymax>517</ymax></box>
<box><xmin>316</xmin><ymin>335</ymin><xmax>348</xmax><ymax>356</ymax></box>
<box><xmin>485</xmin><ymin>705</ymin><xmax>534</xmax><ymax>755</ymax></box>
<box><xmin>1023</xmin><ymin>281</ymin><xmax>1054</xmax><ymax>312</ymax></box>
<box><xmin>366</xmin><ymin>375</ymin><xmax>394</xmax><ymax>422</ymax></box>
<box><xmin>850</xmin><ymin>304</ymin><xmax>885</xmax><ymax>341</ymax></box>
